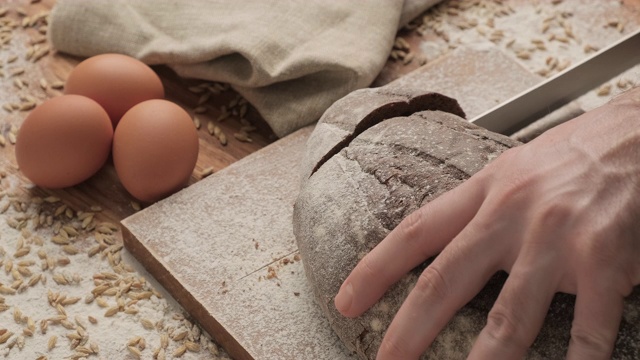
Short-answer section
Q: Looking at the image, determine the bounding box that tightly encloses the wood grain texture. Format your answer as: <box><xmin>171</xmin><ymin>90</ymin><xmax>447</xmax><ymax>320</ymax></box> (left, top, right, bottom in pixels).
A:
<box><xmin>121</xmin><ymin>126</ymin><xmax>357</xmax><ymax>360</ymax></box>
<box><xmin>2</xmin><ymin>0</ymin><xmax>639</xmax><ymax>359</ymax></box>
<box><xmin>121</xmin><ymin>45</ymin><xmax>545</xmax><ymax>360</ymax></box>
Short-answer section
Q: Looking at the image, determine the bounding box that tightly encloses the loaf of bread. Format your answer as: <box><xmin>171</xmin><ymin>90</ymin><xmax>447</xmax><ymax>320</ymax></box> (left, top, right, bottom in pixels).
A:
<box><xmin>293</xmin><ymin>88</ymin><xmax>640</xmax><ymax>359</ymax></box>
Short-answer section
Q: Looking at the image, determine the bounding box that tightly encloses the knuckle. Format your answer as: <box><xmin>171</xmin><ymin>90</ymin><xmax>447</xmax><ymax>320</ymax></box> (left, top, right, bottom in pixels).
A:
<box><xmin>483</xmin><ymin>303</ymin><xmax>528</xmax><ymax>349</ymax></box>
<box><xmin>492</xmin><ymin>152</ymin><xmax>547</xmax><ymax>201</ymax></box>
<box><xmin>394</xmin><ymin>210</ymin><xmax>430</xmax><ymax>257</ymax></box>
<box><xmin>465</xmin><ymin>214</ymin><xmax>494</xmax><ymax>237</ymax></box>
<box><xmin>414</xmin><ymin>265</ymin><xmax>449</xmax><ymax>302</ymax></box>
<box><xmin>492</xmin><ymin>170</ymin><xmax>534</xmax><ymax>207</ymax></box>
<box><xmin>570</xmin><ymin>325</ymin><xmax>613</xmax><ymax>357</ymax></box>
<box><xmin>397</xmin><ymin>209</ymin><xmax>424</xmax><ymax>241</ymax></box>
<box><xmin>537</xmin><ymin>201</ymin><xmax>574</xmax><ymax>226</ymax></box>
<box><xmin>528</xmin><ymin>203</ymin><xmax>576</xmax><ymax>246</ymax></box>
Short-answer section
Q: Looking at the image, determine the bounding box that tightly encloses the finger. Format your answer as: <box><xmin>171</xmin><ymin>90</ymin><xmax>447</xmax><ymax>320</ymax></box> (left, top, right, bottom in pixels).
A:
<box><xmin>467</xmin><ymin>262</ymin><xmax>558</xmax><ymax>360</ymax></box>
<box><xmin>335</xmin><ymin>178</ymin><xmax>486</xmax><ymax>318</ymax></box>
<box><xmin>566</xmin><ymin>280</ymin><xmax>624</xmax><ymax>360</ymax></box>
<box><xmin>375</xmin><ymin>220</ymin><xmax>501</xmax><ymax>360</ymax></box>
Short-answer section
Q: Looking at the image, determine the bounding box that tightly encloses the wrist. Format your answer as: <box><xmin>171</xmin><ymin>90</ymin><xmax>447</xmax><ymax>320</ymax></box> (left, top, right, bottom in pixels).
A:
<box><xmin>559</xmin><ymin>86</ymin><xmax>640</xmax><ymax>166</ymax></box>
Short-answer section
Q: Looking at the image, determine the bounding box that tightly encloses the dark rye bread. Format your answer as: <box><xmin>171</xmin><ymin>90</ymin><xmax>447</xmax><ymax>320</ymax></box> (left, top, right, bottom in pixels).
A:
<box><xmin>292</xmin><ymin>91</ymin><xmax>640</xmax><ymax>359</ymax></box>
<box><xmin>299</xmin><ymin>87</ymin><xmax>464</xmax><ymax>185</ymax></box>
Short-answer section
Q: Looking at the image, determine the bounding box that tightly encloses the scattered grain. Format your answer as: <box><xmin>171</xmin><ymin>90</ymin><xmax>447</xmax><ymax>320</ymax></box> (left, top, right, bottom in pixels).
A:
<box><xmin>173</xmin><ymin>344</ymin><xmax>187</xmax><ymax>357</ymax></box>
<box><xmin>0</xmin><ymin>330</ymin><xmax>13</xmax><ymax>344</ymax></box>
<box><xmin>617</xmin><ymin>78</ymin><xmax>631</xmax><ymax>89</ymax></box>
<box><xmin>0</xmin><ymin>284</ymin><xmax>16</xmax><ymax>295</ymax></box>
<box><xmin>128</xmin><ymin>345</ymin><xmax>142</xmax><ymax>359</ymax></box>
<box><xmin>13</xmin><ymin>307</ymin><xmax>23</xmax><ymax>323</ymax></box>
<box><xmin>50</xmin><ymin>80</ymin><xmax>64</xmax><ymax>89</ymax></box>
<box><xmin>556</xmin><ymin>59</ymin><xmax>571</xmax><ymax>72</ymax></box>
<box><xmin>597</xmin><ymin>84</ymin><xmax>611</xmax><ymax>96</ymax></box>
<box><xmin>14</xmin><ymin>246</ymin><xmax>30</xmax><ymax>258</ymax></box>
<box><xmin>197</xmin><ymin>92</ymin><xmax>211</xmax><ymax>105</ymax></box>
<box><xmin>403</xmin><ymin>51</ymin><xmax>415</xmax><ymax>65</ymax></box>
<box><xmin>87</xmin><ymin>245</ymin><xmax>101</xmax><ymax>258</ymax></box>
<box><xmin>173</xmin><ymin>330</ymin><xmax>189</xmax><ymax>341</ymax></box>
<box><xmin>32</xmin><ymin>45</ymin><xmax>50</xmax><ymax>62</ymax></box>
<box><xmin>52</xmin><ymin>235</ymin><xmax>70</xmax><ymax>245</ymax></box>
<box><xmin>52</xmin><ymin>273</ymin><xmax>69</xmax><ymax>285</ymax></box>
<box><xmin>48</xmin><ymin>335</ymin><xmax>57</xmax><ymax>351</ymax></box>
<box><xmin>541</xmin><ymin>22</ymin><xmax>551</xmax><ymax>33</ymax></box>
<box><xmin>185</xmin><ymin>341</ymin><xmax>200</xmax><ymax>352</ymax></box>
<box><xmin>30</xmin><ymin>35</ymin><xmax>47</xmax><ymax>44</ymax></box>
<box><xmin>207</xmin><ymin>121</ymin><xmax>216</xmax><ymax>135</ymax></box>
<box><xmin>10</xmin><ymin>67</ymin><xmax>25</xmax><ymax>76</ymax></box>
<box><xmin>216</xmin><ymin>131</ymin><xmax>227</xmax><ymax>146</ymax></box>
<box><xmin>28</xmin><ymin>273</ymin><xmax>41</xmax><ymax>287</ymax></box>
<box><xmin>200</xmin><ymin>167</ymin><xmax>214</xmax><ymax>179</ymax></box>
<box><xmin>157</xmin><ymin>348</ymin><xmax>166</xmax><ymax>360</ymax></box>
<box><xmin>187</xmin><ymin>86</ymin><xmax>205</xmax><ymax>94</ymax></box>
<box><xmin>516</xmin><ymin>50</ymin><xmax>531</xmax><ymax>60</ymax></box>
<box><xmin>44</xmin><ymin>196</ymin><xmax>61</xmax><ymax>203</ymax></box>
<box><xmin>233</xmin><ymin>132</ymin><xmax>253</xmax><ymax>143</ymax></box>
<box><xmin>62</xmin><ymin>244</ymin><xmax>79</xmax><ymax>255</ymax></box>
<box><xmin>8</xmin><ymin>132</ymin><xmax>17</xmax><ymax>144</ymax></box>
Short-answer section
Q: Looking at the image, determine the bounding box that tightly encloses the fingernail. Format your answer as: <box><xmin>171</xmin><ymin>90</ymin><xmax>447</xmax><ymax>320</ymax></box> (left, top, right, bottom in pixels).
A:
<box><xmin>335</xmin><ymin>282</ymin><xmax>353</xmax><ymax>314</ymax></box>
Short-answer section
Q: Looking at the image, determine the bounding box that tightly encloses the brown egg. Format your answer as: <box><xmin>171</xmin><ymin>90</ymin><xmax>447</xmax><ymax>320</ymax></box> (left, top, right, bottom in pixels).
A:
<box><xmin>113</xmin><ymin>99</ymin><xmax>199</xmax><ymax>203</ymax></box>
<box><xmin>65</xmin><ymin>53</ymin><xmax>164</xmax><ymax>127</ymax></box>
<box><xmin>15</xmin><ymin>95</ymin><xmax>113</xmax><ymax>189</ymax></box>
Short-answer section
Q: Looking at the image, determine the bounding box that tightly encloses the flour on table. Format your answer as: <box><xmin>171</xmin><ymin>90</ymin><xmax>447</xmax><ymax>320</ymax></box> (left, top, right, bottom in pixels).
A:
<box><xmin>409</xmin><ymin>0</ymin><xmax>639</xmax><ymax>112</ymax></box>
<box><xmin>0</xmin><ymin>172</ymin><xmax>229</xmax><ymax>359</ymax></box>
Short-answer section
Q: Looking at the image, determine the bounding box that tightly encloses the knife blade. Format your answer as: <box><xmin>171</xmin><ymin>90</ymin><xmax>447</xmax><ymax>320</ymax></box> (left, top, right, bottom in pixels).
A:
<box><xmin>471</xmin><ymin>28</ymin><xmax>640</xmax><ymax>134</ymax></box>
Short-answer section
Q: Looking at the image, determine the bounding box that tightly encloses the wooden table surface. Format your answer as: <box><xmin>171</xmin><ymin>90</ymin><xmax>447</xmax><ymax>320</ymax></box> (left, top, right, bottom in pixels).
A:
<box><xmin>1</xmin><ymin>0</ymin><xmax>639</xmax><ymax>359</ymax></box>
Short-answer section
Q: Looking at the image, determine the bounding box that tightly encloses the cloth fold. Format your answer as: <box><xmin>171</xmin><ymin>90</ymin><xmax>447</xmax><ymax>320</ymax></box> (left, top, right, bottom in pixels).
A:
<box><xmin>49</xmin><ymin>0</ymin><xmax>441</xmax><ymax>137</ymax></box>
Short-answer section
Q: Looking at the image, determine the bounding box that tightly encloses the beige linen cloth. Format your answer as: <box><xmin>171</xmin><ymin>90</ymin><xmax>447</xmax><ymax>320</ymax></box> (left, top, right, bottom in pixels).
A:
<box><xmin>49</xmin><ymin>0</ymin><xmax>441</xmax><ymax>138</ymax></box>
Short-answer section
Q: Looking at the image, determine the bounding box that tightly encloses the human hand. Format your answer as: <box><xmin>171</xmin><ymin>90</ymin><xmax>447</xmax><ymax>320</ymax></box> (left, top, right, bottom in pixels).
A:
<box><xmin>334</xmin><ymin>87</ymin><xmax>640</xmax><ymax>359</ymax></box>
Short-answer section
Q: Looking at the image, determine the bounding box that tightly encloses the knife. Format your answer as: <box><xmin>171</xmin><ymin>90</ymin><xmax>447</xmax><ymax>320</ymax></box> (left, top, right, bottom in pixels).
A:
<box><xmin>471</xmin><ymin>28</ymin><xmax>640</xmax><ymax>135</ymax></box>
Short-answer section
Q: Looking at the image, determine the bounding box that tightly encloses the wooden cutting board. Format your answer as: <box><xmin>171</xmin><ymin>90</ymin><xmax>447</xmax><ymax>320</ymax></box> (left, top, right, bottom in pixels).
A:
<box><xmin>121</xmin><ymin>44</ymin><xmax>571</xmax><ymax>360</ymax></box>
